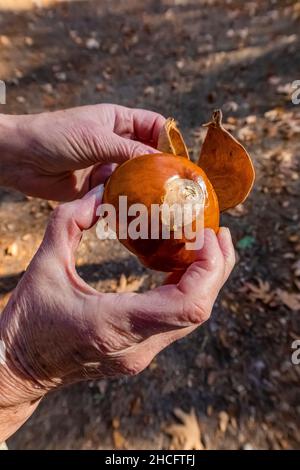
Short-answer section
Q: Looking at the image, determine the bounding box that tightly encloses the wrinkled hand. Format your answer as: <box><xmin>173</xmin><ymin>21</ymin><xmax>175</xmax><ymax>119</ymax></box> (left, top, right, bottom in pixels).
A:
<box><xmin>0</xmin><ymin>187</ymin><xmax>235</xmax><ymax>406</ymax></box>
<box><xmin>3</xmin><ymin>104</ymin><xmax>165</xmax><ymax>201</ymax></box>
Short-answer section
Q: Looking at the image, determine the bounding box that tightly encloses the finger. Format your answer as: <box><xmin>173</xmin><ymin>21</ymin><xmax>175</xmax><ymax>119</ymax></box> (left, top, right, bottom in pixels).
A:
<box><xmin>177</xmin><ymin>228</ymin><xmax>225</xmax><ymax>297</ymax></box>
<box><xmin>163</xmin><ymin>229</ymin><xmax>232</xmax><ymax>287</ymax></box>
<box><xmin>117</xmin><ymin>230</ymin><xmax>226</xmax><ymax>342</ymax></box>
<box><xmin>44</xmin><ymin>184</ymin><xmax>104</xmax><ymax>256</ymax></box>
<box><xmin>113</xmin><ymin>324</ymin><xmax>196</xmax><ymax>377</ymax></box>
<box><xmin>217</xmin><ymin>227</ymin><xmax>236</xmax><ymax>283</ymax></box>
<box><xmin>89</xmin><ymin>163</ymin><xmax>116</xmax><ymax>187</ymax></box>
<box><xmin>65</xmin><ymin>320</ymin><xmax>196</xmax><ymax>381</ymax></box>
<box><xmin>113</xmin><ymin>106</ymin><xmax>166</xmax><ymax>146</ymax></box>
<box><xmin>163</xmin><ymin>270</ymin><xmax>185</xmax><ymax>285</ymax></box>
<box><xmin>101</xmin><ymin>133</ymin><xmax>160</xmax><ymax>164</ymax></box>
<box><xmin>68</xmin><ymin>164</ymin><xmax>116</xmax><ymax>200</ymax></box>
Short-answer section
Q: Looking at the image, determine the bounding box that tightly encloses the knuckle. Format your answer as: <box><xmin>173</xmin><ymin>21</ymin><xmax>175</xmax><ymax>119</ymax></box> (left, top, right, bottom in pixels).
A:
<box><xmin>185</xmin><ymin>300</ymin><xmax>212</xmax><ymax>324</ymax></box>
<box><xmin>225</xmin><ymin>245</ymin><xmax>236</xmax><ymax>265</ymax></box>
<box><xmin>207</xmin><ymin>252</ymin><xmax>222</xmax><ymax>271</ymax></box>
<box><xmin>130</xmin><ymin>144</ymin><xmax>146</xmax><ymax>159</ymax></box>
<box><xmin>223</xmin><ymin>248</ymin><xmax>236</xmax><ymax>278</ymax></box>
<box><xmin>120</xmin><ymin>357</ymin><xmax>147</xmax><ymax>376</ymax></box>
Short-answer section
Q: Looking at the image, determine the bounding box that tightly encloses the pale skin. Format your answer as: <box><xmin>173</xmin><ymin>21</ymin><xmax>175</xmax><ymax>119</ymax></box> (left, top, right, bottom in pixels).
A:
<box><xmin>0</xmin><ymin>104</ymin><xmax>235</xmax><ymax>442</ymax></box>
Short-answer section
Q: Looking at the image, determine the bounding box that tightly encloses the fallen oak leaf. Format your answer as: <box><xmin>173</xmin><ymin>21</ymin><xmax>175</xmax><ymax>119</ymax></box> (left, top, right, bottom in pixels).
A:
<box><xmin>116</xmin><ymin>274</ymin><xmax>146</xmax><ymax>293</ymax></box>
<box><xmin>294</xmin><ymin>279</ymin><xmax>300</xmax><ymax>292</ymax></box>
<box><xmin>47</xmin><ymin>200</ymin><xmax>59</xmax><ymax>210</ymax></box>
<box><xmin>226</xmin><ymin>204</ymin><xmax>248</xmax><ymax>218</ymax></box>
<box><xmin>112</xmin><ymin>430</ymin><xmax>126</xmax><ymax>449</ymax></box>
<box><xmin>5</xmin><ymin>241</ymin><xmax>19</xmax><ymax>257</ymax></box>
<box><xmin>240</xmin><ymin>279</ymin><xmax>274</xmax><ymax>305</ymax></box>
<box><xmin>218</xmin><ymin>411</ymin><xmax>229</xmax><ymax>433</ymax></box>
<box><xmin>237</xmin><ymin>126</ymin><xmax>256</xmax><ymax>142</ymax></box>
<box><xmin>292</xmin><ymin>259</ymin><xmax>300</xmax><ymax>277</ymax></box>
<box><xmin>164</xmin><ymin>408</ymin><xmax>204</xmax><ymax>450</ymax></box>
<box><xmin>112</xmin><ymin>416</ymin><xmax>127</xmax><ymax>449</ymax></box>
<box><xmin>276</xmin><ymin>289</ymin><xmax>300</xmax><ymax>311</ymax></box>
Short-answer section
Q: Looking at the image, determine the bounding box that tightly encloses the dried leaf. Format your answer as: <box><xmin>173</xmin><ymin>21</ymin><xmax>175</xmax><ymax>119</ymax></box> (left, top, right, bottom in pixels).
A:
<box><xmin>276</xmin><ymin>83</ymin><xmax>295</xmax><ymax>96</ymax></box>
<box><xmin>276</xmin><ymin>289</ymin><xmax>300</xmax><ymax>311</ymax></box>
<box><xmin>97</xmin><ymin>379</ymin><xmax>107</xmax><ymax>394</ymax></box>
<box><xmin>226</xmin><ymin>204</ymin><xmax>248</xmax><ymax>218</ymax></box>
<box><xmin>198</xmin><ymin>109</ymin><xmax>255</xmax><ymax>212</ymax></box>
<box><xmin>144</xmin><ymin>86</ymin><xmax>155</xmax><ymax>96</ymax></box>
<box><xmin>0</xmin><ymin>35</ymin><xmax>11</xmax><ymax>47</ymax></box>
<box><xmin>164</xmin><ymin>408</ymin><xmax>204</xmax><ymax>450</ymax></box>
<box><xmin>218</xmin><ymin>411</ymin><xmax>229</xmax><ymax>433</ymax></box>
<box><xmin>157</xmin><ymin>118</ymin><xmax>190</xmax><ymax>159</ymax></box>
<box><xmin>292</xmin><ymin>259</ymin><xmax>300</xmax><ymax>277</ymax></box>
<box><xmin>55</xmin><ymin>72</ymin><xmax>67</xmax><ymax>82</ymax></box>
<box><xmin>219</xmin><ymin>330</ymin><xmax>231</xmax><ymax>349</ymax></box>
<box><xmin>130</xmin><ymin>396</ymin><xmax>142</xmax><ymax>416</ymax></box>
<box><xmin>85</xmin><ymin>38</ymin><xmax>100</xmax><ymax>50</ymax></box>
<box><xmin>109</xmin><ymin>44</ymin><xmax>119</xmax><ymax>55</ymax></box>
<box><xmin>5</xmin><ymin>242</ymin><xmax>18</xmax><ymax>257</ymax></box>
<box><xmin>223</xmin><ymin>101</ymin><xmax>239</xmax><ymax>112</ymax></box>
<box><xmin>294</xmin><ymin>279</ymin><xmax>300</xmax><ymax>292</ymax></box>
<box><xmin>112</xmin><ymin>417</ymin><xmax>120</xmax><ymax>429</ymax></box>
<box><xmin>24</xmin><ymin>36</ymin><xmax>34</xmax><ymax>47</ymax></box>
<box><xmin>207</xmin><ymin>371</ymin><xmax>218</xmax><ymax>386</ymax></box>
<box><xmin>264</xmin><ymin>108</ymin><xmax>284</xmax><ymax>122</ymax></box>
<box><xmin>47</xmin><ymin>200</ymin><xmax>59</xmax><ymax>210</ymax></box>
<box><xmin>116</xmin><ymin>274</ymin><xmax>145</xmax><ymax>293</ymax></box>
<box><xmin>241</xmin><ymin>279</ymin><xmax>274</xmax><ymax>305</ymax></box>
<box><xmin>112</xmin><ymin>430</ymin><xmax>126</xmax><ymax>449</ymax></box>
<box><xmin>40</xmin><ymin>84</ymin><xmax>54</xmax><ymax>95</ymax></box>
<box><xmin>95</xmin><ymin>82</ymin><xmax>105</xmax><ymax>92</ymax></box>
<box><xmin>69</xmin><ymin>30</ymin><xmax>83</xmax><ymax>46</ymax></box>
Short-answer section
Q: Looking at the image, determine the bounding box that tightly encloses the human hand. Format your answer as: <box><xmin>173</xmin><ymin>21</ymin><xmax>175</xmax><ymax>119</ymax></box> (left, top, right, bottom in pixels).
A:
<box><xmin>0</xmin><ymin>104</ymin><xmax>165</xmax><ymax>201</ymax></box>
<box><xmin>0</xmin><ymin>186</ymin><xmax>235</xmax><ymax>412</ymax></box>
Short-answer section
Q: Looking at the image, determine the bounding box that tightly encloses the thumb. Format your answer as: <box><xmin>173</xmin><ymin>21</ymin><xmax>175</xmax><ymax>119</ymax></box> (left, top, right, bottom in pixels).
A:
<box><xmin>102</xmin><ymin>133</ymin><xmax>159</xmax><ymax>164</ymax></box>
<box><xmin>177</xmin><ymin>229</ymin><xmax>225</xmax><ymax>299</ymax></box>
<box><xmin>44</xmin><ymin>185</ymin><xmax>104</xmax><ymax>257</ymax></box>
<box><xmin>122</xmin><ymin>230</ymin><xmax>227</xmax><ymax>341</ymax></box>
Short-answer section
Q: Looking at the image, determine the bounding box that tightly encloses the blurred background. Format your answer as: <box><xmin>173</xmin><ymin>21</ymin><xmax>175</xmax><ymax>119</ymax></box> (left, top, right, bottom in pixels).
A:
<box><xmin>0</xmin><ymin>0</ymin><xmax>300</xmax><ymax>450</ymax></box>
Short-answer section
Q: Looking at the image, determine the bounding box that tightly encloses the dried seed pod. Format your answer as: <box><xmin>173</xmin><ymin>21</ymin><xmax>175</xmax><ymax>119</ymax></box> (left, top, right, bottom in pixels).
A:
<box><xmin>198</xmin><ymin>109</ymin><xmax>255</xmax><ymax>211</ymax></box>
<box><xmin>157</xmin><ymin>118</ymin><xmax>190</xmax><ymax>159</ymax></box>
<box><xmin>103</xmin><ymin>154</ymin><xmax>219</xmax><ymax>272</ymax></box>
<box><xmin>103</xmin><ymin>109</ymin><xmax>254</xmax><ymax>272</ymax></box>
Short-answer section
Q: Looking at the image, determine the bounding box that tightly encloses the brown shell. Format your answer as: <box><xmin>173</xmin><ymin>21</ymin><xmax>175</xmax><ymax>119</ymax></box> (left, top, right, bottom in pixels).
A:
<box><xmin>198</xmin><ymin>109</ymin><xmax>255</xmax><ymax>212</ymax></box>
<box><xmin>103</xmin><ymin>154</ymin><xmax>219</xmax><ymax>272</ymax></box>
<box><xmin>157</xmin><ymin>118</ymin><xmax>190</xmax><ymax>159</ymax></box>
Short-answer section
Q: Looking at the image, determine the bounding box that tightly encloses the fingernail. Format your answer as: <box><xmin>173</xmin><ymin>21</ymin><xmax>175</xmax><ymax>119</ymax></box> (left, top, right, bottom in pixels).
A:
<box><xmin>204</xmin><ymin>228</ymin><xmax>216</xmax><ymax>239</ymax></box>
<box><xmin>219</xmin><ymin>226</ymin><xmax>231</xmax><ymax>238</ymax></box>
<box><xmin>83</xmin><ymin>184</ymin><xmax>104</xmax><ymax>204</ymax></box>
<box><xmin>94</xmin><ymin>184</ymin><xmax>105</xmax><ymax>205</ymax></box>
<box><xmin>141</xmin><ymin>146</ymin><xmax>158</xmax><ymax>156</ymax></box>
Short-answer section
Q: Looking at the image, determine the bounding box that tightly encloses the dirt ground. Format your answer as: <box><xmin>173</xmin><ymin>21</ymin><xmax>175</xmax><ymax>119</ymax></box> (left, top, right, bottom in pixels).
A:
<box><xmin>0</xmin><ymin>0</ymin><xmax>300</xmax><ymax>450</ymax></box>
